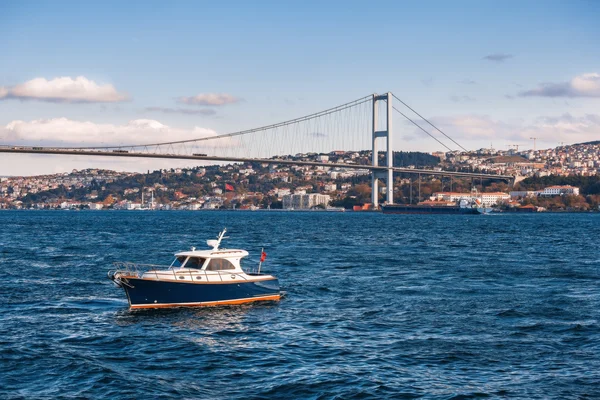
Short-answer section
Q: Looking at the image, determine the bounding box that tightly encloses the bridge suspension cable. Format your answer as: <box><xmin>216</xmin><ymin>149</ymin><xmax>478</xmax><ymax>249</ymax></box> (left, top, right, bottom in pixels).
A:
<box><xmin>63</xmin><ymin>94</ymin><xmax>374</xmax><ymax>150</ymax></box>
<box><xmin>391</xmin><ymin>105</ymin><xmax>454</xmax><ymax>152</ymax></box>
<box><xmin>1</xmin><ymin>90</ymin><xmax>516</xmax><ymax>184</ymax></box>
<box><xmin>392</xmin><ymin>93</ymin><xmax>468</xmax><ymax>152</ymax></box>
<box><xmin>4</xmin><ymin>92</ymin><xmax>470</xmax><ymax>158</ymax></box>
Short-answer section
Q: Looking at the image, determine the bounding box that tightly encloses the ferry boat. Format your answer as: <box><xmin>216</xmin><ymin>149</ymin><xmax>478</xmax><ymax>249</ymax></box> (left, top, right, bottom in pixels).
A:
<box><xmin>108</xmin><ymin>229</ymin><xmax>280</xmax><ymax>309</ymax></box>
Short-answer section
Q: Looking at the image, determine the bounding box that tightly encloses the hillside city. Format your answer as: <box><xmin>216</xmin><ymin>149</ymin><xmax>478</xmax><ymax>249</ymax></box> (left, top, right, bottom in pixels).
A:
<box><xmin>1</xmin><ymin>142</ymin><xmax>600</xmax><ymax>212</ymax></box>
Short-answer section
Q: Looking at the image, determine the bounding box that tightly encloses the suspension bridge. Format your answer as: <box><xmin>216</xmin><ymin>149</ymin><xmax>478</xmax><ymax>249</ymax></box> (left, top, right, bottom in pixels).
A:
<box><xmin>0</xmin><ymin>92</ymin><xmax>513</xmax><ymax>207</ymax></box>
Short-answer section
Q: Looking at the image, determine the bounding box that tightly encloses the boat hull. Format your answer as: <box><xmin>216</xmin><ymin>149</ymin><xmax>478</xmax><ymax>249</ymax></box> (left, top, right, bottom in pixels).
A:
<box><xmin>119</xmin><ymin>277</ymin><xmax>280</xmax><ymax>309</ymax></box>
<box><xmin>381</xmin><ymin>204</ymin><xmax>482</xmax><ymax>214</ymax></box>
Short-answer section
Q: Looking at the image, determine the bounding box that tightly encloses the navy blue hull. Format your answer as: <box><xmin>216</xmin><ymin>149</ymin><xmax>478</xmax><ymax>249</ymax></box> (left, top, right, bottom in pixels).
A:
<box><xmin>121</xmin><ymin>277</ymin><xmax>280</xmax><ymax>308</ymax></box>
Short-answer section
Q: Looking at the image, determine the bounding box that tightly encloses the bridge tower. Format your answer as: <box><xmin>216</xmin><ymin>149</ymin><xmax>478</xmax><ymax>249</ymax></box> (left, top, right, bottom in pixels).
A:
<box><xmin>371</xmin><ymin>92</ymin><xmax>393</xmax><ymax>208</ymax></box>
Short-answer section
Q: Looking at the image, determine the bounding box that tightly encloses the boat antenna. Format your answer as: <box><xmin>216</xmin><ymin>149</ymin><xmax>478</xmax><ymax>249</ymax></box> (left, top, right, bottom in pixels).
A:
<box><xmin>216</xmin><ymin>228</ymin><xmax>227</xmax><ymax>249</ymax></box>
<box><xmin>207</xmin><ymin>228</ymin><xmax>228</xmax><ymax>250</ymax></box>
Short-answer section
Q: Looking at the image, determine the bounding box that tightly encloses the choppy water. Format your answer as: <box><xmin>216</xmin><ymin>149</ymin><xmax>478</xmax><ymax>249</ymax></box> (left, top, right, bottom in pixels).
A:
<box><xmin>1</xmin><ymin>211</ymin><xmax>599</xmax><ymax>399</ymax></box>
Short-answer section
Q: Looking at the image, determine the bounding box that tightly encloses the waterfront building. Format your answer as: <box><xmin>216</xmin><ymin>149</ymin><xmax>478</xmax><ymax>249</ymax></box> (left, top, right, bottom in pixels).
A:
<box><xmin>282</xmin><ymin>193</ymin><xmax>331</xmax><ymax>209</ymax></box>
<box><xmin>540</xmin><ymin>185</ymin><xmax>580</xmax><ymax>196</ymax></box>
<box><xmin>479</xmin><ymin>192</ymin><xmax>511</xmax><ymax>207</ymax></box>
<box><xmin>126</xmin><ymin>202</ymin><xmax>142</xmax><ymax>210</ymax></box>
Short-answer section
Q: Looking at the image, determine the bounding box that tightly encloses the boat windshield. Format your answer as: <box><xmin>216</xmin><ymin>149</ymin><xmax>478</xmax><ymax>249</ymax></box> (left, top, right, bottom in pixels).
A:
<box><xmin>183</xmin><ymin>257</ymin><xmax>205</xmax><ymax>270</ymax></box>
<box><xmin>170</xmin><ymin>256</ymin><xmax>187</xmax><ymax>268</ymax></box>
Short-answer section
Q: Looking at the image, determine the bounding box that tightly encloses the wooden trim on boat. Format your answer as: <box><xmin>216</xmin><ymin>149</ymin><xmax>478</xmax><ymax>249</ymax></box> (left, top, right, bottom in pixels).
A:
<box><xmin>129</xmin><ymin>294</ymin><xmax>281</xmax><ymax>309</ymax></box>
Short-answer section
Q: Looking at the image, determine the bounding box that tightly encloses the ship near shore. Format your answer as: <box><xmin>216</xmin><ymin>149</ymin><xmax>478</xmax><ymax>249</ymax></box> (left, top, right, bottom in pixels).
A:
<box><xmin>381</xmin><ymin>198</ymin><xmax>485</xmax><ymax>215</ymax></box>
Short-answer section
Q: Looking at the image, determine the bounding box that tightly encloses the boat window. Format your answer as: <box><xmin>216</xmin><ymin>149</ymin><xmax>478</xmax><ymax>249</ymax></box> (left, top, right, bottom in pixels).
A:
<box><xmin>206</xmin><ymin>258</ymin><xmax>235</xmax><ymax>271</ymax></box>
<box><xmin>184</xmin><ymin>257</ymin><xmax>205</xmax><ymax>269</ymax></box>
<box><xmin>171</xmin><ymin>256</ymin><xmax>187</xmax><ymax>268</ymax></box>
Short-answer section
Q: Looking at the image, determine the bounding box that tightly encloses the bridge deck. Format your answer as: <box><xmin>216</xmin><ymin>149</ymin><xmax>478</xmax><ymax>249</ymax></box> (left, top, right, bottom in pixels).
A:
<box><xmin>0</xmin><ymin>147</ymin><xmax>513</xmax><ymax>181</ymax></box>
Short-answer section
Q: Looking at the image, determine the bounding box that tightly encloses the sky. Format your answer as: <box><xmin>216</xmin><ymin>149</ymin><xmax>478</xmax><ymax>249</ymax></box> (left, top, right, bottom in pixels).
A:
<box><xmin>0</xmin><ymin>0</ymin><xmax>599</xmax><ymax>175</ymax></box>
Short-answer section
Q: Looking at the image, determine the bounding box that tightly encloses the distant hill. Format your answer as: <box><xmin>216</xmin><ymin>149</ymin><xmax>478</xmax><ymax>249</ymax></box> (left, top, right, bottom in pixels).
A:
<box><xmin>576</xmin><ymin>140</ymin><xmax>600</xmax><ymax>145</ymax></box>
<box><xmin>392</xmin><ymin>151</ymin><xmax>440</xmax><ymax>167</ymax></box>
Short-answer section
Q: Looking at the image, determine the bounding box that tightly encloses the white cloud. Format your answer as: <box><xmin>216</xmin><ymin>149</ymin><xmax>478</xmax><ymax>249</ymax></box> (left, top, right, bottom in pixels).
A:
<box><xmin>0</xmin><ymin>76</ymin><xmax>128</xmax><ymax>103</ymax></box>
<box><xmin>422</xmin><ymin>115</ymin><xmax>513</xmax><ymax>140</ymax></box>
<box><xmin>417</xmin><ymin>113</ymin><xmax>600</xmax><ymax>148</ymax></box>
<box><xmin>177</xmin><ymin>93</ymin><xmax>241</xmax><ymax>106</ymax></box>
<box><xmin>2</xmin><ymin>117</ymin><xmax>219</xmax><ymax>145</ymax></box>
<box><xmin>0</xmin><ymin>117</ymin><xmax>242</xmax><ymax>176</ymax></box>
<box><xmin>519</xmin><ymin>72</ymin><xmax>600</xmax><ymax>98</ymax></box>
<box><xmin>522</xmin><ymin>113</ymin><xmax>600</xmax><ymax>143</ymax></box>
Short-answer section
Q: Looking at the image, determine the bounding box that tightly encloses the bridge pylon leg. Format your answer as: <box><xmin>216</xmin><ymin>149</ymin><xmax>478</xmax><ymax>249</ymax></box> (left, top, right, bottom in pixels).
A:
<box><xmin>371</xmin><ymin>92</ymin><xmax>393</xmax><ymax>208</ymax></box>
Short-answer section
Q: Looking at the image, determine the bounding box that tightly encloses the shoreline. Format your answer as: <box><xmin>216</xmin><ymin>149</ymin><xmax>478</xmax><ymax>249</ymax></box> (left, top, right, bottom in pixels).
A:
<box><xmin>1</xmin><ymin>208</ymin><xmax>599</xmax><ymax>214</ymax></box>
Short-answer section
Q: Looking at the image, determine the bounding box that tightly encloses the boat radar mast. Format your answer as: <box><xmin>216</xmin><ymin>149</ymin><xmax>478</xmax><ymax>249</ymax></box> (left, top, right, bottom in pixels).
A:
<box><xmin>207</xmin><ymin>228</ymin><xmax>228</xmax><ymax>250</ymax></box>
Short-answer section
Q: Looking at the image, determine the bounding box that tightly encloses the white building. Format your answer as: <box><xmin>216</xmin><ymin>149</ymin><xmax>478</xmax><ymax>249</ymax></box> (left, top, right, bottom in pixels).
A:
<box><xmin>274</xmin><ymin>188</ymin><xmax>291</xmax><ymax>197</ymax></box>
<box><xmin>126</xmin><ymin>202</ymin><xmax>142</xmax><ymax>210</ymax></box>
<box><xmin>478</xmin><ymin>192</ymin><xmax>511</xmax><ymax>207</ymax></box>
<box><xmin>324</xmin><ymin>183</ymin><xmax>337</xmax><ymax>192</ymax></box>
<box><xmin>540</xmin><ymin>185</ymin><xmax>580</xmax><ymax>196</ymax></box>
<box><xmin>187</xmin><ymin>203</ymin><xmax>203</xmax><ymax>210</ymax></box>
<box><xmin>202</xmin><ymin>199</ymin><xmax>223</xmax><ymax>209</ymax></box>
<box><xmin>282</xmin><ymin>193</ymin><xmax>331</xmax><ymax>209</ymax></box>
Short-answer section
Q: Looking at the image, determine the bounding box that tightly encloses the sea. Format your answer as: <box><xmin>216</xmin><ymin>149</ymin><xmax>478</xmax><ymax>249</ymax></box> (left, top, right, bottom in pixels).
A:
<box><xmin>1</xmin><ymin>211</ymin><xmax>599</xmax><ymax>399</ymax></box>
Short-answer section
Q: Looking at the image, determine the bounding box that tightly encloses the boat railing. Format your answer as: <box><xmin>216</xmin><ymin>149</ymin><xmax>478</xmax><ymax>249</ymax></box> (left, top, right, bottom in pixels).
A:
<box><xmin>110</xmin><ymin>262</ymin><xmax>170</xmax><ymax>278</ymax></box>
<box><xmin>243</xmin><ymin>266</ymin><xmax>268</xmax><ymax>276</ymax></box>
<box><xmin>110</xmin><ymin>261</ymin><xmax>252</xmax><ymax>282</ymax></box>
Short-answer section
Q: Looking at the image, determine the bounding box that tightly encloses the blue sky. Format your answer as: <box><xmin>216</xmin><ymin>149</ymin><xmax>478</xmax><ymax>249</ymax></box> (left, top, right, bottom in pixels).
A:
<box><xmin>1</xmin><ymin>0</ymin><xmax>599</xmax><ymax>175</ymax></box>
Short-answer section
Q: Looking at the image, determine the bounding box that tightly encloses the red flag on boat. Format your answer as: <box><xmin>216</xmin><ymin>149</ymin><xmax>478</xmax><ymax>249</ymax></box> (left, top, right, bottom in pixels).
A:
<box><xmin>225</xmin><ymin>183</ymin><xmax>234</xmax><ymax>191</ymax></box>
<box><xmin>260</xmin><ymin>251</ymin><xmax>267</xmax><ymax>262</ymax></box>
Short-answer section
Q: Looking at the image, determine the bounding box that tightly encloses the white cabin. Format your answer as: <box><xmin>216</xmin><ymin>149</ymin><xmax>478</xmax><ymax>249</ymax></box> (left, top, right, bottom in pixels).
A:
<box><xmin>141</xmin><ymin>247</ymin><xmax>254</xmax><ymax>283</ymax></box>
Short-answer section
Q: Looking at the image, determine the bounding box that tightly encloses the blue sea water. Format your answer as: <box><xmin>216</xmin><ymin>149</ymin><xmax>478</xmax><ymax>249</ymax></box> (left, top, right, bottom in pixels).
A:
<box><xmin>0</xmin><ymin>211</ymin><xmax>599</xmax><ymax>399</ymax></box>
